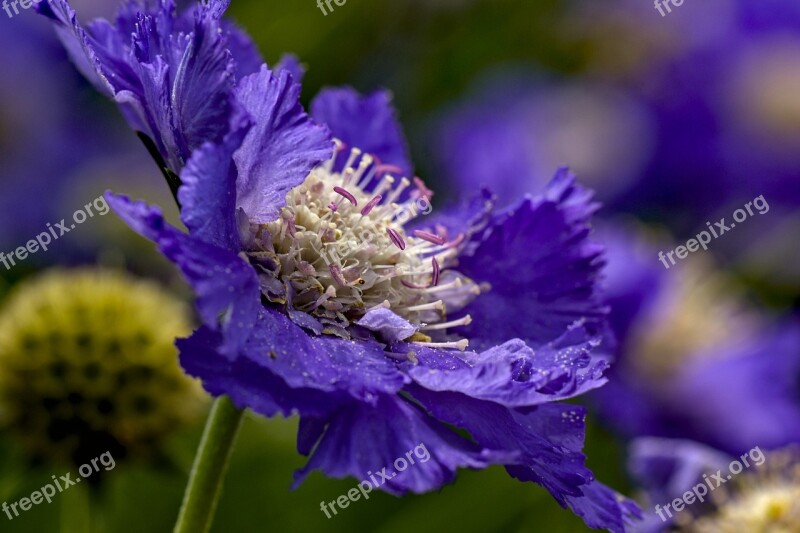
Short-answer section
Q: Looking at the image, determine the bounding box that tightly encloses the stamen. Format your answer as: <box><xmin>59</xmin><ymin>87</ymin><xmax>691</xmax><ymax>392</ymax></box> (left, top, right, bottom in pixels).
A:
<box><xmin>431</xmin><ymin>257</ymin><xmax>441</xmax><ymax>286</ymax></box>
<box><xmin>385</xmin><ymin>177</ymin><xmax>411</xmax><ymax>207</ymax></box>
<box><xmin>387</xmin><ymin>228</ymin><xmax>406</xmax><ymax>250</ymax></box>
<box><xmin>414</xmin><ymin>230</ymin><xmax>446</xmax><ymax>246</ymax></box>
<box><xmin>361</xmin><ymin>195</ymin><xmax>383</xmax><ymax>216</ymax></box>
<box><xmin>323</xmin><ymin>139</ymin><xmax>345</xmax><ymax>172</ymax></box>
<box><xmin>358</xmin><ymin>164</ymin><xmax>377</xmax><ymax>189</ymax></box>
<box><xmin>420</xmin><ymin>315</ymin><xmax>472</xmax><ymax>331</ymax></box>
<box><xmin>412</xmin><ymin>176</ymin><xmax>433</xmax><ymax>199</ymax></box>
<box><xmin>343</xmin><ymin>147</ymin><xmax>361</xmax><ymax>173</ymax></box>
<box><xmin>329</xmin><ymin>264</ymin><xmax>347</xmax><ymax>286</ymax></box>
<box><xmin>333</xmin><ymin>186</ymin><xmax>358</xmax><ymax>206</ymax></box>
<box><xmin>420</xmin><ymin>278</ymin><xmax>462</xmax><ymax>294</ymax></box>
<box><xmin>327</xmin><ymin>202</ymin><xmax>338</xmax><ymax>212</ymax></box>
<box><xmin>400</xmin><ymin>300</ymin><xmax>445</xmax><ymax>312</ymax></box>
<box><xmin>373</xmin><ymin>175</ymin><xmax>395</xmax><ymax>198</ymax></box>
<box><xmin>375</xmin><ymin>164</ymin><xmax>404</xmax><ymax>177</ymax></box>
<box><xmin>341</xmin><ymin>167</ymin><xmax>355</xmax><ymax>187</ymax></box>
<box><xmin>431</xmin><ymin>247</ymin><xmax>458</xmax><ymax>264</ymax></box>
<box><xmin>413</xmin><ymin>339</ymin><xmax>469</xmax><ymax>351</ymax></box>
<box><xmin>352</xmin><ymin>155</ymin><xmax>373</xmax><ymax>185</ymax></box>
<box><xmin>366</xmin><ymin>300</ymin><xmax>392</xmax><ymax>311</ymax></box>
<box><xmin>401</xmin><ymin>280</ymin><xmax>430</xmax><ymax>289</ymax></box>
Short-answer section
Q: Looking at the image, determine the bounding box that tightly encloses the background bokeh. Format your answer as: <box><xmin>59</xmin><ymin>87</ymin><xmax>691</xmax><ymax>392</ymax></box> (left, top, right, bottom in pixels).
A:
<box><xmin>1</xmin><ymin>0</ymin><xmax>798</xmax><ymax>531</ymax></box>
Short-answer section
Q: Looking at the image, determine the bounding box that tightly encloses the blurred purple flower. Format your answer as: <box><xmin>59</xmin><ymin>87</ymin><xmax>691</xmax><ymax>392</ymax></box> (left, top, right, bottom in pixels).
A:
<box><xmin>629</xmin><ymin>438</ymin><xmax>800</xmax><ymax>531</ymax></box>
<box><xmin>591</xmin><ymin>223</ymin><xmax>800</xmax><ymax>455</ymax></box>
<box><xmin>433</xmin><ymin>72</ymin><xmax>654</xmax><ymax>207</ymax></box>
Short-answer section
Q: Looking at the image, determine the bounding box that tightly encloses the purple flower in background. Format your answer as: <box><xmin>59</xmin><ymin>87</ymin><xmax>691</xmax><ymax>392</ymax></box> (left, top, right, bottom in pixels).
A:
<box><xmin>39</xmin><ymin>0</ymin><xmax>641</xmax><ymax>530</ymax></box>
<box><xmin>0</xmin><ymin>0</ymin><xmax>181</xmax><ymax>266</ymax></box>
<box><xmin>629</xmin><ymin>438</ymin><xmax>800</xmax><ymax>531</ymax></box>
<box><xmin>434</xmin><ymin>73</ymin><xmax>654</xmax><ymax>208</ymax></box>
<box><xmin>591</xmin><ymin>223</ymin><xmax>800</xmax><ymax>456</ymax></box>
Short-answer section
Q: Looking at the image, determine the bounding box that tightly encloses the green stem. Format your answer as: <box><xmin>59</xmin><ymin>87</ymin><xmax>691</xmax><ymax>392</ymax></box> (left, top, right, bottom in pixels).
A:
<box><xmin>174</xmin><ymin>395</ymin><xmax>245</xmax><ymax>533</ymax></box>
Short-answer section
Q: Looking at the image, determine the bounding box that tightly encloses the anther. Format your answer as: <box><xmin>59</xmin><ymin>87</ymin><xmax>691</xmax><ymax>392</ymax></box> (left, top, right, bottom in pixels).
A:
<box><xmin>414</xmin><ymin>230</ymin><xmax>446</xmax><ymax>246</ymax></box>
<box><xmin>361</xmin><ymin>195</ymin><xmax>383</xmax><ymax>216</ymax></box>
<box><xmin>333</xmin><ymin>186</ymin><xmax>358</xmax><ymax>206</ymax></box>
<box><xmin>387</xmin><ymin>228</ymin><xmax>406</xmax><ymax>250</ymax></box>
<box><xmin>431</xmin><ymin>257</ymin><xmax>440</xmax><ymax>286</ymax></box>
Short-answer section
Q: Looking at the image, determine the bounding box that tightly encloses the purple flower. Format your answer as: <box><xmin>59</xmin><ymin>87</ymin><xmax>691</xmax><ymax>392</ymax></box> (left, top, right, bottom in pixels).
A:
<box><xmin>434</xmin><ymin>73</ymin><xmax>655</xmax><ymax>208</ymax></box>
<box><xmin>591</xmin><ymin>223</ymin><xmax>800</xmax><ymax>455</ymax></box>
<box><xmin>629</xmin><ymin>438</ymin><xmax>799</xmax><ymax>531</ymax></box>
<box><xmin>40</xmin><ymin>1</ymin><xmax>641</xmax><ymax>529</ymax></box>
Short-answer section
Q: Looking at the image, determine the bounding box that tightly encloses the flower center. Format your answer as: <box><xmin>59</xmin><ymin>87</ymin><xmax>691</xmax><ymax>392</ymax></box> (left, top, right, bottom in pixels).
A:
<box><xmin>242</xmin><ymin>141</ymin><xmax>480</xmax><ymax>347</ymax></box>
<box><xmin>682</xmin><ymin>450</ymin><xmax>800</xmax><ymax>532</ymax></box>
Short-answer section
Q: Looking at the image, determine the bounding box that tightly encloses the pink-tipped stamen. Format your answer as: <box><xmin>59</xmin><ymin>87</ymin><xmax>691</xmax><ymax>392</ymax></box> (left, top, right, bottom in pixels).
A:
<box><xmin>333</xmin><ymin>186</ymin><xmax>358</xmax><ymax>206</ymax></box>
<box><xmin>414</xmin><ymin>230</ymin><xmax>446</xmax><ymax>246</ymax></box>
<box><xmin>431</xmin><ymin>257</ymin><xmax>441</xmax><ymax>286</ymax></box>
<box><xmin>361</xmin><ymin>195</ymin><xmax>383</xmax><ymax>216</ymax></box>
<box><xmin>375</xmin><ymin>164</ymin><xmax>404</xmax><ymax>177</ymax></box>
<box><xmin>387</xmin><ymin>228</ymin><xmax>406</xmax><ymax>250</ymax></box>
<box><xmin>413</xmin><ymin>176</ymin><xmax>434</xmax><ymax>199</ymax></box>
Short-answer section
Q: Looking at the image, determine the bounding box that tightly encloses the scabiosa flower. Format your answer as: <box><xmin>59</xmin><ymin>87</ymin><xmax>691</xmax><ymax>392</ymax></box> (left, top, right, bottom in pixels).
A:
<box><xmin>0</xmin><ymin>269</ymin><xmax>204</xmax><ymax>467</ymax></box>
<box><xmin>39</xmin><ymin>0</ymin><xmax>640</xmax><ymax>529</ymax></box>
<box><xmin>433</xmin><ymin>72</ymin><xmax>655</xmax><ymax>206</ymax></box>
<box><xmin>630</xmin><ymin>438</ymin><xmax>800</xmax><ymax>532</ymax></box>
<box><xmin>591</xmin><ymin>224</ymin><xmax>800</xmax><ymax>455</ymax></box>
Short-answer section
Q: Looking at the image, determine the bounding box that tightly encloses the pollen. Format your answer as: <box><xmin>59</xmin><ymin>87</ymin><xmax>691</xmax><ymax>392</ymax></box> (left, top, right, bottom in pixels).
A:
<box><xmin>680</xmin><ymin>448</ymin><xmax>800</xmax><ymax>532</ymax></box>
<box><xmin>241</xmin><ymin>140</ymin><xmax>482</xmax><ymax>347</ymax></box>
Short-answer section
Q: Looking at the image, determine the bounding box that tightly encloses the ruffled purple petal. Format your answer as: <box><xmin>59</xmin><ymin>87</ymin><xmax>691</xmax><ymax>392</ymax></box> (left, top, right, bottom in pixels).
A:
<box><xmin>37</xmin><ymin>0</ymin><xmax>118</xmax><ymax>97</ymax></box>
<box><xmin>246</xmin><ymin>307</ymin><xmax>407</xmax><ymax>404</ymax></box>
<box><xmin>234</xmin><ymin>65</ymin><xmax>333</xmax><ymax>223</ymax></box>
<box><xmin>178</xmin><ymin>326</ymin><xmax>337</xmax><ymax>418</ymax></box>
<box><xmin>355</xmin><ymin>307</ymin><xmax>419</xmax><ymax>344</ymax></box>
<box><xmin>409</xmin><ymin>388</ymin><xmax>641</xmax><ymax>532</ymax></box>
<box><xmin>404</xmin><ymin>324</ymin><xmax>608</xmax><ymax>408</ymax></box>
<box><xmin>177</xmin><ymin>106</ymin><xmax>252</xmax><ymax>251</ymax></box>
<box><xmin>39</xmin><ymin>0</ymin><xmax>239</xmax><ymax>173</ymax></box>
<box><xmin>221</xmin><ymin>19</ymin><xmax>264</xmax><ymax>79</ymax></box>
<box><xmin>455</xmin><ymin>169</ymin><xmax>607</xmax><ymax>349</ymax></box>
<box><xmin>411</xmin><ymin>188</ymin><xmax>496</xmax><ymax>257</ymax></box>
<box><xmin>274</xmin><ymin>54</ymin><xmax>305</xmax><ymax>83</ymax></box>
<box><xmin>293</xmin><ymin>394</ymin><xmax>515</xmax><ymax>495</ymax></box>
<box><xmin>311</xmin><ymin>87</ymin><xmax>413</xmax><ymax>178</ymax></box>
<box><xmin>106</xmin><ymin>193</ymin><xmax>260</xmax><ymax>358</ymax></box>
<box><xmin>180</xmin><ymin>306</ymin><xmax>408</xmax><ymax>417</ymax></box>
